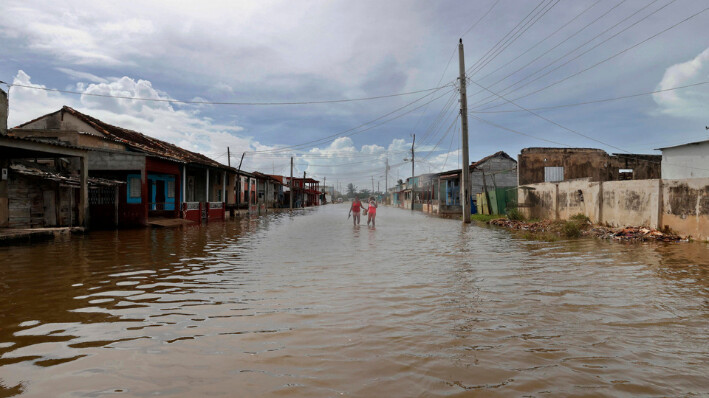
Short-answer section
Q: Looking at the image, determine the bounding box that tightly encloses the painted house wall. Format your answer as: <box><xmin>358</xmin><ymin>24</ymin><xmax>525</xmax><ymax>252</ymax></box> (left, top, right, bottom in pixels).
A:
<box><xmin>470</xmin><ymin>157</ymin><xmax>517</xmax><ymax>196</ymax></box>
<box><xmin>0</xmin><ymin>88</ymin><xmax>7</xmax><ymax>135</ymax></box>
<box><xmin>661</xmin><ymin>142</ymin><xmax>709</xmax><ymax>179</ymax></box>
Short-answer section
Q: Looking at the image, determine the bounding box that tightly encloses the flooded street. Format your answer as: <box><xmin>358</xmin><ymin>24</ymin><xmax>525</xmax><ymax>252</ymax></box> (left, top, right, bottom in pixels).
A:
<box><xmin>1</xmin><ymin>204</ymin><xmax>708</xmax><ymax>397</ymax></box>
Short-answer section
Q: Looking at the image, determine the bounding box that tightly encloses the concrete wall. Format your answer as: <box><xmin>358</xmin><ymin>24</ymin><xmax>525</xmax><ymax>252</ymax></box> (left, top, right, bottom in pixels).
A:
<box><xmin>661</xmin><ymin>178</ymin><xmax>709</xmax><ymax>240</ymax></box>
<box><xmin>519</xmin><ymin>178</ymin><xmax>709</xmax><ymax>240</ymax></box>
<box><xmin>518</xmin><ymin>148</ymin><xmax>661</xmax><ymax>185</ymax></box>
<box><xmin>557</xmin><ymin>179</ymin><xmax>602</xmax><ymax>223</ymax></box>
<box><xmin>518</xmin><ymin>182</ymin><xmax>557</xmax><ymax>220</ymax></box>
<box><xmin>661</xmin><ymin>142</ymin><xmax>709</xmax><ymax>179</ymax></box>
<box><xmin>0</xmin><ymin>88</ymin><xmax>7</xmax><ymax>135</ymax></box>
<box><xmin>601</xmin><ymin>179</ymin><xmax>660</xmax><ymax>228</ymax></box>
<box><xmin>89</xmin><ymin>151</ymin><xmax>145</xmax><ymax>171</ymax></box>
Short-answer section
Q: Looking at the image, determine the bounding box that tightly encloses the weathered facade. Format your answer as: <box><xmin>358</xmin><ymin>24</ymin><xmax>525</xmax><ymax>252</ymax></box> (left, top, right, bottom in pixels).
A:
<box><xmin>518</xmin><ymin>177</ymin><xmax>709</xmax><ymax>241</ymax></box>
<box><xmin>11</xmin><ymin>106</ymin><xmax>234</xmax><ymax>227</ymax></box>
<box><xmin>659</xmin><ymin>140</ymin><xmax>709</xmax><ymax>179</ymax></box>
<box><xmin>518</xmin><ymin>147</ymin><xmax>661</xmax><ymax>185</ymax></box>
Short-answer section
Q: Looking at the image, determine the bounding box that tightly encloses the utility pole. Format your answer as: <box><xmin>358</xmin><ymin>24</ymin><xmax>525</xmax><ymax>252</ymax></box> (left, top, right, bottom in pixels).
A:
<box><xmin>290</xmin><ymin>157</ymin><xmax>293</xmax><ymax>210</ymax></box>
<box><xmin>227</xmin><ymin>147</ymin><xmax>231</xmax><ymax>167</ymax></box>
<box><xmin>371</xmin><ymin>175</ymin><xmax>374</xmax><ymax>193</ymax></box>
<box><xmin>458</xmin><ymin>38</ymin><xmax>471</xmax><ymax>223</ymax></box>
<box><xmin>303</xmin><ymin>171</ymin><xmax>306</xmax><ymax>208</ymax></box>
<box><xmin>411</xmin><ymin>134</ymin><xmax>415</xmax><ymax>212</ymax></box>
<box><xmin>385</xmin><ymin>158</ymin><xmax>389</xmax><ymax>201</ymax></box>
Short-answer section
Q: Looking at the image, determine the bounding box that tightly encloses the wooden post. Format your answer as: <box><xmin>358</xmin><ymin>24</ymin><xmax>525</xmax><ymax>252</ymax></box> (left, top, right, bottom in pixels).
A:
<box><xmin>290</xmin><ymin>157</ymin><xmax>293</xmax><ymax>210</ymax></box>
<box><xmin>481</xmin><ymin>170</ymin><xmax>491</xmax><ymax>215</ymax></box>
<box><xmin>459</xmin><ymin>39</ymin><xmax>471</xmax><ymax>223</ymax></box>
<box><xmin>79</xmin><ymin>155</ymin><xmax>89</xmax><ymax>228</ymax></box>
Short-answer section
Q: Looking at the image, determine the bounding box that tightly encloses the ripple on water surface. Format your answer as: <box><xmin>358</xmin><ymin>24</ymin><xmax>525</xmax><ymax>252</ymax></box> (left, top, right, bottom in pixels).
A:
<box><xmin>0</xmin><ymin>205</ymin><xmax>708</xmax><ymax>397</ymax></box>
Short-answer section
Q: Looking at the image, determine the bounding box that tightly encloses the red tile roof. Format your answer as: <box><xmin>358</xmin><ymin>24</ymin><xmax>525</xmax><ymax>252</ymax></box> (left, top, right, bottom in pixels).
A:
<box><xmin>20</xmin><ymin>106</ymin><xmax>232</xmax><ymax>170</ymax></box>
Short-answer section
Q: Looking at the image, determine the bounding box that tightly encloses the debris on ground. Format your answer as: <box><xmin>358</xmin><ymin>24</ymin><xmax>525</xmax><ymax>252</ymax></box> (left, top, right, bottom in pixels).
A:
<box><xmin>488</xmin><ymin>218</ymin><xmax>686</xmax><ymax>242</ymax></box>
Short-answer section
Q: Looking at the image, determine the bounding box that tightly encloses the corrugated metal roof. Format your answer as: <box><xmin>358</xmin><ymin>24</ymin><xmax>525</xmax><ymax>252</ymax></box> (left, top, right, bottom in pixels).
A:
<box><xmin>50</xmin><ymin>107</ymin><xmax>233</xmax><ymax>170</ymax></box>
<box><xmin>657</xmin><ymin>139</ymin><xmax>709</xmax><ymax>150</ymax></box>
<box><xmin>0</xmin><ymin>133</ymin><xmax>87</xmax><ymax>152</ymax></box>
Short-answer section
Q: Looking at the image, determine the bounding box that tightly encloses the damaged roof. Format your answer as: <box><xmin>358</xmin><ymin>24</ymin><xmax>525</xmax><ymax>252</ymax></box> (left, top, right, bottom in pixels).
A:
<box><xmin>18</xmin><ymin>106</ymin><xmax>233</xmax><ymax>170</ymax></box>
<box><xmin>10</xmin><ymin>163</ymin><xmax>124</xmax><ymax>187</ymax></box>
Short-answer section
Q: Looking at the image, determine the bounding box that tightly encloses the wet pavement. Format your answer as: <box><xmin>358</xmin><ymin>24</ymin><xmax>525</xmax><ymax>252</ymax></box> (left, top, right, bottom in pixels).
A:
<box><xmin>1</xmin><ymin>204</ymin><xmax>708</xmax><ymax>397</ymax></box>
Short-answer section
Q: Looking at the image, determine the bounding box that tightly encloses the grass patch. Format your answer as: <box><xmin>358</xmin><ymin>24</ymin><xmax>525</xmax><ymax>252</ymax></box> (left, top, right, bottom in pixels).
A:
<box><xmin>569</xmin><ymin>213</ymin><xmax>590</xmax><ymax>223</ymax></box>
<box><xmin>562</xmin><ymin>221</ymin><xmax>582</xmax><ymax>238</ymax></box>
<box><xmin>521</xmin><ymin>231</ymin><xmax>559</xmax><ymax>242</ymax></box>
<box><xmin>506</xmin><ymin>208</ymin><xmax>524</xmax><ymax>221</ymax></box>
<box><xmin>471</xmin><ymin>214</ymin><xmax>503</xmax><ymax>223</ymax></box>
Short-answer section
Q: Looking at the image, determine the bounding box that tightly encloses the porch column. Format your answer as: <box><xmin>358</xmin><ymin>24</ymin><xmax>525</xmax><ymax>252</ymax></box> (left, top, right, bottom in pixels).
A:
<box><xmin>79</xmin><ymin>155</ymin><xmax>89</xmax><ymax>228</ymax></box>
<box><xmin>205</xmin><ymin>169</ymin><xmax>210</xmax><ymax>202</ymax></box>
<box><xmin>222</xmin><ymin>171</ymin><xmax>226</xmax><ymax>203</ymax></box>
<box><xmin>182</xmin><ymin>165</ymin><xmax>186</xmax><ymax>203</ymax></box>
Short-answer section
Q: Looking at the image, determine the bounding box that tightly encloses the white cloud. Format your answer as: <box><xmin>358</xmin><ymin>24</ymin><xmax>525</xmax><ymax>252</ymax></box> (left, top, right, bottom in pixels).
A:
<box><xmin>653</xmin><ymin>47</ymin><xmax>709</xmax><ymax>119</ymax></box>
<box><xmin>8</xmin><ymin>70</ymin><xmax>256</xmax><ymax>162</ymax></box>
<box><xmin>56</xmin><ymin>67</ymin><xmax>108</xmax><ymax>83</ymax></box>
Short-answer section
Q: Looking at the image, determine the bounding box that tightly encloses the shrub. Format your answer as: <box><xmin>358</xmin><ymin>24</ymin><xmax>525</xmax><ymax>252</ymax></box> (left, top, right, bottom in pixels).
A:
<box><xmin>562</xmin><ymin>221</ymin><xmax>581</xmax><ymax>238</ymax></box>
<box><xmin>506</xmin><ymin>208</ymin><xmax>525</xmax><ymax>221</ymax></box>
<box><xmin>569</xmin><ymin>213</ymin><xmax>590</xmax><ymax>223</ymax></box>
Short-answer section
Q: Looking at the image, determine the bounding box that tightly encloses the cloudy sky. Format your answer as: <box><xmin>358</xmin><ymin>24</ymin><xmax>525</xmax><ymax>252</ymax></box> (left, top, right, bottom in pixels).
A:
<box><xmin>1</xmin><ymin>0</ymin><xmax>707</xmax><ymax>190</ymax></box>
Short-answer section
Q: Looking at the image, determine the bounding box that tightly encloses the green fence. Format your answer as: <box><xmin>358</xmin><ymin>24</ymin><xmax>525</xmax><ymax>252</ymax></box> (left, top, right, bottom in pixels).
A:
<box><xmin>475</xmin><ymin>187</ymin><xmax>517</xmax><ymax>215</ymax></box>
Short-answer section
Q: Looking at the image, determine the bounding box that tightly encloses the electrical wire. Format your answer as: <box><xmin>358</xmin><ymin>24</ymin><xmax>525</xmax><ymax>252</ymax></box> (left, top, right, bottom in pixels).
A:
<box><xmin>468</xmin><ymin>0</ymin><xmax>562</xmax><ymax>78</ymax></box>
<box><xmin>460</xmin><ymin>0</ymin><xmax>502</xmax><ymax>38</ymax></box>
<box><xmin>469</xmin><ymin>81</ymin><xmax>709</xmax><ymax>113</ymax></box>
<box><xmin>467</xmin><ymin>0</ymin><xmax>612</xmax><ymax>100</ymax></box>
<box><xmin>247</xmin><ymin>86</ymin><xmax>455</xmax><ymax>154</ymax></box>
<box><xmin>465</xmin><ymin>0</ymin><xmax>550</xmax><ymax>75</ymax></box>
<box><xmin>477</xmin><ymin>1</ymin><xmax>707</xmax><ymax>111</ymax></box>
<box><xmin>1</xmin><ymin>81</ymin><xmax>453</xmax><ymax>106</ymax></box>
<box><xmin>472</xmin><ymin>0</ymin><xmax>666</xmax><ymax>109</ymax></box>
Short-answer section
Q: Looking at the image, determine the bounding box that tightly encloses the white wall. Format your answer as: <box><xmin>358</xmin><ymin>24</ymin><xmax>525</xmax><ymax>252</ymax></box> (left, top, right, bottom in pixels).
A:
<box><xmin>661</xmin><ymin>141</ymin><xmax>709</xmax><ymax>179</ymax></box>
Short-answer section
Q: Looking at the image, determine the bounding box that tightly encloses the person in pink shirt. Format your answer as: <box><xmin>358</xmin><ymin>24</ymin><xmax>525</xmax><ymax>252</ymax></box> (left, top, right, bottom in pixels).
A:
<box><xmin>366</xmin><ymin>197</ymin><xmax>377</xmax><ymax>227</ymax></box>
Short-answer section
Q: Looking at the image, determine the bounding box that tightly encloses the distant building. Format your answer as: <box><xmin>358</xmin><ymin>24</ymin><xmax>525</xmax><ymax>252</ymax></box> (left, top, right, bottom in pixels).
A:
<box><xmin>10</xmin><ymin>106</ymin><xmax>234</xmax><ymax>226</ymax></box>
<box><xmin>518</xmin><ymin>147</ymin><xmax>661</xmax><ymax>185</ymax></box>
<box><xmin>658</xmin><ymin>140</ymin><xmax>709</xmax><ymax>179</ymax></box>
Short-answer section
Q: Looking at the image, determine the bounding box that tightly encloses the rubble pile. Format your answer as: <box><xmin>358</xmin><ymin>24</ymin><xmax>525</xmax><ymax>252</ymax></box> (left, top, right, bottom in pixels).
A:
<box><xmin>489</xmin><ymin>218</ymin><xmax>555</xmax><ymax>232</ymax></box>
<box><xmin>488</xmin><ymin>218</ymin><xmax>686</xmax><ymax>243</ymax></box>
<box><xmin>586</xmin><ymin>226</ymin><xmax>683</xmax><ymax>242</ymax></box>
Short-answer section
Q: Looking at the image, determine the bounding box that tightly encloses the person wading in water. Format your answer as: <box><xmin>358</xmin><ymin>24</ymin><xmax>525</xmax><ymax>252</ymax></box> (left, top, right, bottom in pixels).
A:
<box><xmin>349</xmin><ymin>196</ymin><xmax>362</xmax><ymax>226</ymax></box>
<box><xmin>366</xmin><ymin>196</ymin><xmax>377</xmax><ymax>227</ymax></box>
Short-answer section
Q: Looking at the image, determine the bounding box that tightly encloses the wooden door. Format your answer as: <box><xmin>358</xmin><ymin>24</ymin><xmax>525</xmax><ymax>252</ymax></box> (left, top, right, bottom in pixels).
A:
<box><xmin>43</xmin><ymin>190</ymin><xmax>57</xmax><ymax>226</ymax></box>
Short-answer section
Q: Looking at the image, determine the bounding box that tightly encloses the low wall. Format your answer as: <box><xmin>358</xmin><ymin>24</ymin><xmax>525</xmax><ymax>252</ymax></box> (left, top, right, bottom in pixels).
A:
<box><xmin>601</xmin><ymin>180</ymin><xmax>659</xmax><ymax>228</ymax></box>
<box><xmin>661</xmin><ymin>178</ymin><xmax>709</xmax><ymax>240</ymax></box>
<box><xmin>519</xmin><ymin>178</ymin><xmax>709</xmax><ymax>240</ymax></box>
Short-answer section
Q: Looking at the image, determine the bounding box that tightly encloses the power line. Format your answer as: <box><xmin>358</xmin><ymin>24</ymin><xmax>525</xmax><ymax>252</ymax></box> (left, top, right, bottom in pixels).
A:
<box><xmin>2</xmin><ymin>81</ymin><xmax>453</xmax><ymax>106</ymax></box>
<box><xmin>468</xmin><ymin>0</ymin><xmax>562</xmax><ymax>78</ymax></box>
<box><xmin>460</xmin><ymin>0</ymin><xmax>502</xmax><ymax>38</ymax></box>
<box><xmin>467</xmin><ymin>0</ymin><xmax>613</xmax><ymax>100</ymax></box>
<box><xmin>465</xmin><ymin>0</ymin><xmax>550</xmax><ymax>75</ymax></box>
<box><xmin>248</xmin><ymin>87</ymin><xmax>457</xmax><ymax>154</ymax></box>
<box><xmin>477</xmin><ymin>1</ymin><xmax>707</xmax><ymax>111</ymax></box>
<box><xmin>469</xmin><ymin>79</ymin><xmax>709</xmax><ymax>174</ymax></box>
<box><xmin>468</xmin><ymin>81</ymin><xmax>709</xmax><ymax>113</ymax></box>
<box><xmin>472</xmin><ymin>0</ymin><xmax>666</xmax><ymax>109</ymax></box>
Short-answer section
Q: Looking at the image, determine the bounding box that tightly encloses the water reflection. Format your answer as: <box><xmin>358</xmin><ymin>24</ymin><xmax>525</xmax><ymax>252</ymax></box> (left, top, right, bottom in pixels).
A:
<box><xmin>1</xmin><ymin>205</ymin><xmax>708</xmax><ymax>397</ymax></box>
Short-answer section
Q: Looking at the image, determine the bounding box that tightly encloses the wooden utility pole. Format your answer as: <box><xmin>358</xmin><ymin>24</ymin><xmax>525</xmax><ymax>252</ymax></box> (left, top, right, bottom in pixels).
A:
<box><xmin>289</xmin><ymin>157</ymin><xmax>293</xmax><ymax>210</ymax></box>
<box><xmin>385</xmin><ymin>158</ymin><xmax>389</xmax><ymax>202</ymax></box>
<box><xmin>458</xmin><ymin>38</ymin><xmax>471</xmax><ymax>223</ymax></box>
<box><xmin>411</xmin><ymin>134</ymin><xmax>415</xmax><ymax>211</ymax></box>
<box><xmin>303</xmin><ymin>171</ymin><xmax>306</xmax><ymax>208</ymax></box>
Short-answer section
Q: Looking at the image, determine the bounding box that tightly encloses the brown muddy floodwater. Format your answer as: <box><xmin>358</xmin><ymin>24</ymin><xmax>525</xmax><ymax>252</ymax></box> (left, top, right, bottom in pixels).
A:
<box><xmin>1</xmin><ymin>204</ymin><xmax>708</xmax><ymax>397</ymax></box>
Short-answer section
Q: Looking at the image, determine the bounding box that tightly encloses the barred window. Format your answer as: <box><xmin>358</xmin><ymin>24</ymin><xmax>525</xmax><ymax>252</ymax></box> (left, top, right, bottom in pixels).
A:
<box><xmin>167</xmin><ymin>180</ymin><xmax>175</xmax><ymax>198</ymax></box>
<box><xmin>129</xmin><ymin>177</ymin><xmax>141</xmax><ymax>198</ymax></box>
